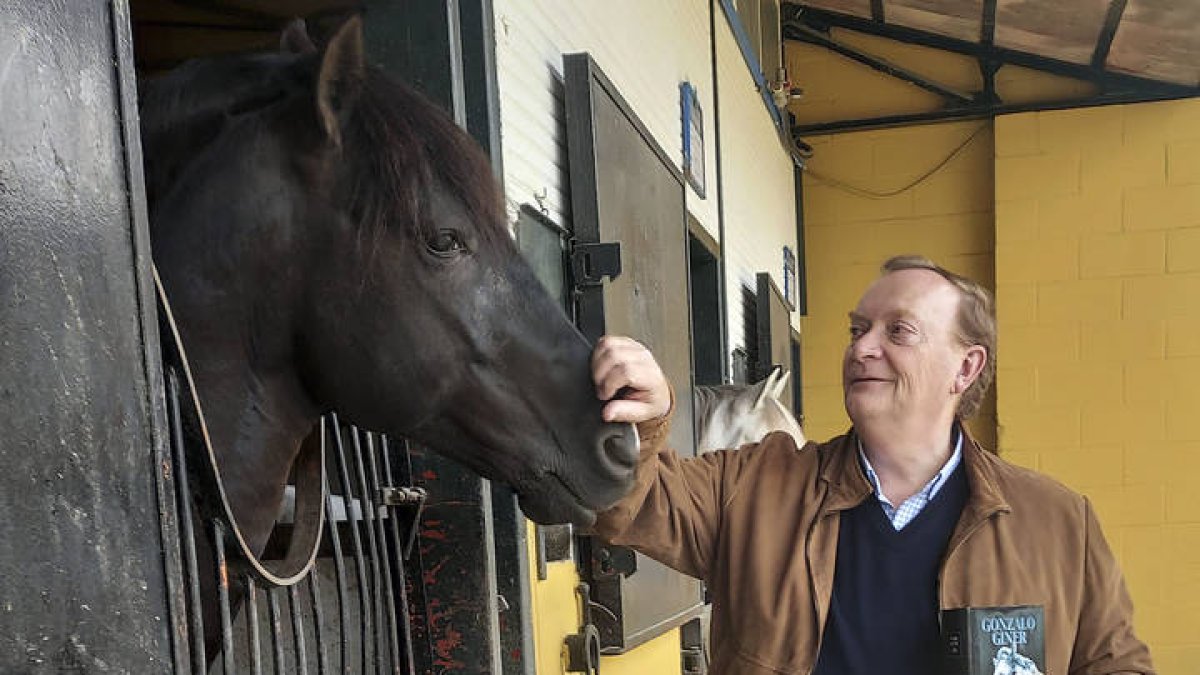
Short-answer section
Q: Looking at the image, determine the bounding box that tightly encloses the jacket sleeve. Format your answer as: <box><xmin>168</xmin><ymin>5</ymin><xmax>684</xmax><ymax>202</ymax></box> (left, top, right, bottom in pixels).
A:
<box><xmin>590</xmin><ymin>406</ymin><xmax>756</xmax><ymax>583</ymax></box>
<box><xmin>1068</xmin><ymin>497</ymin><xmax>1156</xmax><ymax>675</ymax></box>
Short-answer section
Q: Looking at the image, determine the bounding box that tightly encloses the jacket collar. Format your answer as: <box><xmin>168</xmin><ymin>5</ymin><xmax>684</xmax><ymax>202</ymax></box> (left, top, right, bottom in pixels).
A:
<box><xmin>819</xmin><ymin>425</ymin><xmax>1010</xmax><ymax>522</ymax></box>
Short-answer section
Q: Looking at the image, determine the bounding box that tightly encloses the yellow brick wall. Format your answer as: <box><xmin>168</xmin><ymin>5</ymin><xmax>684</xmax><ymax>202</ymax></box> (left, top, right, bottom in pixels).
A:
<box><xmin>800</xmin><ymin>121</ymin><xmax>997</xmax><ymax>447</ymax></box>
<box><xmin>994</xmin><ymin>98</ymin><xmax>1200</xmax><ymax>672</ymax></box>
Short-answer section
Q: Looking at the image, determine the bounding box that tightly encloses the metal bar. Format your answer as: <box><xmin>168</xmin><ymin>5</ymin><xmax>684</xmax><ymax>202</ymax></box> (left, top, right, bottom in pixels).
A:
<box><xmin>290</xmin><ymin>585</ymin><xmax>311</xmax><ymax>675</ymax></box>
<box><xmin>981</xmin><ymin>0</ymin><xmax>996</xmax><ymax>45</ymax></box>
<box><xmin>322</xmin><ymin>460</ymin><xmax>353</xmax><ymax>674</ymax></box>
<box><xmin>214</xmin><ymin>521</ymin><xmax>236</xmax><ymax>675</ymax></box>
<box><xmin>330</xmin><ymin>414</ymin><xmax>375</xmax><ymax>671</ymax></box>
<box><xmin>248</xmin><ymin>576</ymin><xmax>264</xmax><ymax>675</ymax></box>
<box><xmin>352</xmin><ymin>431</ymin><xmax>388</xmax><ymax>674</ymax></box>
<box><xmin>308</xmin><ymin>569</ymin><xmax>332</xmax><ymax>675</ymax></box>
<box><xmin>784</xmin><ymin>3</ymin><xmax>1199</xmax><ymax>95</ymax></box>
<box><xmin>978</xmin><ymin>58</ymin><xmax>1000</xmax><ymax>105</ymax></box>
<box><xmin>870</xmin><ymin>0</ymin><xmax>884</xmax><ymax>23</ymax></box>
<box><xmin>130</xmin><ymin>18</ymin><xmax>278</xmax><ymax>31</ymax></box>
<box><xmin>366</xmin><ymin>435</ymin><xmax>403</xmax><ymax>670</ymax></box>
<box><xmin>789</xmin><ymin>24</ymin><xmax>975</xmax><ymax>105</ymax></box>
<box><xmin>269</xmin><ymin>587</ymin><xmax>286</xmax><ymax>675</ymax></box>
<box><xmin>382</xmin><ymin>438</ymin><xmax>418</xmax><ymax>675</ymax></box>
<box><xmin>1092</xmin><ymin>0</ymin><xmax>1128</xmax><ymax>70</ymax></box>
<box><xmin>168</xmin><ymin>372</ymin><xmax>208</xmax><ymax>675</ymax></box>
<box><xmin>791</xmin><ymin>88</ymin><xmax>1199</xmax><ymax>135</ymax></box>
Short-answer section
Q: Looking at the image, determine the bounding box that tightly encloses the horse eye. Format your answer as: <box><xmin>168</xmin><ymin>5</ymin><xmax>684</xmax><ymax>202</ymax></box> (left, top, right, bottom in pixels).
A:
<box><xmin>427</xmin><ymin>229</ymin><xmax>466</xmax><ymax>256</ymax></box>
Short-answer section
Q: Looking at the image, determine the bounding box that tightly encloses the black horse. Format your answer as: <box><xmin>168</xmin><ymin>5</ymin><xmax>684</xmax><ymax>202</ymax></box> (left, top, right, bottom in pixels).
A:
<box><xmin>140</xmin><ymin>17</ymin><xmax>638</xmax><ymax>570</ymax></box>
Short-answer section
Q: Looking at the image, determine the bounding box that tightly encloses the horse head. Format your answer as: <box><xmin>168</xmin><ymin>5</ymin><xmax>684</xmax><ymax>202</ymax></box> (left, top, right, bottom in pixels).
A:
<box><xmin>141</xmin><ymin>18</ymin><xmax>639</xmax><ymax>552</ymax></box>
<box><xmin>694</xmin><ymin>367</ymin><xmax>805</xmax><ymax>453</ymax></box>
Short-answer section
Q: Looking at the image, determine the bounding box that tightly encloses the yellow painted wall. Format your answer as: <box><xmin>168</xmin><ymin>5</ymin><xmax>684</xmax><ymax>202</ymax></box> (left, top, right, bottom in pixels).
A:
<box><xmin>799</xmin><ymin>121</ymin><xmax>997</xmax><ymax>447</ymax></box>
<box><xmin>527</xmin><ymin>525</ymin><xmax>683</xmax><ymax>674</ymax></box>
<box><xmin>994</xmin><ymin>98</ymin><xmax>1200</xmax><ymax>673</ymax></box>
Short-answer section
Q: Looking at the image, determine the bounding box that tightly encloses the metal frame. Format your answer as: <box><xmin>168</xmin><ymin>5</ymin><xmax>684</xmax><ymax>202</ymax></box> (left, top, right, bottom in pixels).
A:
<box><xmin>717</xmin><ymin>0</ymin><xmax>785</xmax><ymax>127</ymax></box>
<box><xmin>783</xmin><ymin>2</ymin><xmax>1200</xmax><ymax>135</ymax></box>
<box><xmin>789</xmin><ymin>23</ymin><xmax>974</xmax><ymax>105</ymax></box>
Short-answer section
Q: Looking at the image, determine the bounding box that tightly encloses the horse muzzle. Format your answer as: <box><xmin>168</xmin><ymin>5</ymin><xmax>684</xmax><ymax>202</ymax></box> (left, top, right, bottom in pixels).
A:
<box><xmin>516</xmin><ymin>421</ymin><xmax>639</xmax><ymax>527</ymax></box>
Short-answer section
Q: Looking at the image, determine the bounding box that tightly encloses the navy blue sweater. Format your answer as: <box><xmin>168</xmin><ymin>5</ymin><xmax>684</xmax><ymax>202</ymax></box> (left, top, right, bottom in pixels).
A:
<box><xmin>813</xmin><ymin>462</ymin><xmax>968</xmax><ymax>675</ymax></box>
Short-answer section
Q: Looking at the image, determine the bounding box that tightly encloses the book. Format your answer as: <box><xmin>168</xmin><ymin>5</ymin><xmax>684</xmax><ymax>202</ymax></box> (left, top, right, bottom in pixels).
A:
<box><xmin>941</xmin><ymin>605</ymin><xmax>1045</xmax><ymax>675</ymax></box>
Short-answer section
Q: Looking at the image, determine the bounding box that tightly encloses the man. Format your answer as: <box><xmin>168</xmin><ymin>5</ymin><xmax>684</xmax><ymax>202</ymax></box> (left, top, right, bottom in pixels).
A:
<box><xmin>590</xmin><ymin>255</ymin><xmax>1153</xmax><ymax>675</ymax></box>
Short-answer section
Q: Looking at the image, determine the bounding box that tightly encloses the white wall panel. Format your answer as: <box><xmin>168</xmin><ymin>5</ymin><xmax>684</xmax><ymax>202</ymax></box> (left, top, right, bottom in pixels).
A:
<box><xmin>714</xmin><ymin>9</ymin><xmax>799</xmax><ymax>359</ymax></box>
<box><xmin>493</xmin><ymin>0</ymin><xmax>718</xmax><ymax>238</ymax></box>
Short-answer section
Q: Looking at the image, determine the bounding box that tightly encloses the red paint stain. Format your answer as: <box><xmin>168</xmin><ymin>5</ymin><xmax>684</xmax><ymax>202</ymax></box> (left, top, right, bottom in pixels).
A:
<box><xmin>433</xmin><ymin>625</ymin><xmax>465</xmax><ymax>669</ymax></box>
<box><xmin>423</xmin><ymin>558</ymin><xmax>448</xmax><ymax>586</ymax></box>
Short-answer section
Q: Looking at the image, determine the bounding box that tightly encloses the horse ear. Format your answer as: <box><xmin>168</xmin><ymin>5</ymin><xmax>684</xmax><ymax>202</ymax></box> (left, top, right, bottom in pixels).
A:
<box><xmin>316</xmin><ymin>16</ymin><xmax>366</xmax><ymax>145</ymax></box>
<box><xmin>769</xmin><ymin>370</ymin><xmax>791</xmax><ymax>401</ymax></box>
<box><xmin>750</xmin><ymin>368</ymin><xmax>776</xmax><ymax>410</ymax></box>
<box><xmin>280</xmin><ymin>18</ymin><xmax>317</xmax><ymax>55</ymax></box>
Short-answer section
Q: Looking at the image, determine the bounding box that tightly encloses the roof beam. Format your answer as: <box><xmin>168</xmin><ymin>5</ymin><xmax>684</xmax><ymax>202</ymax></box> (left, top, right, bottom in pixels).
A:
<box><xmin>783</xmin><ymin>3</ymin><xmax>1199</xmax><ymax>96</ymax></box>
<box><xmin>1092</xmin><ymin>0</ymin><xmax>1127</xmax><ymax>70</ymax></box>
<box><xmin>790</xmin><ymin>24</ymin><xmax>975</xmax><ymax>105</ymax></box>
<box><xmin>791</xmin><ymin>88</ymin><xmax>1197</xmax><ymax>135</ymax></box>
<box><xmin>979</xmin><ymin>0</ymin><xmax>999</xmax><ymax>103</ymax></box>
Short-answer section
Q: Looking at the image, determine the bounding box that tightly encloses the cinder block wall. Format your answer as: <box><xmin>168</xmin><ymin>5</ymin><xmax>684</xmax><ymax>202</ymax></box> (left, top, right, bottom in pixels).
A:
<box><xmin>995</xmin><ymin>98</ymin><xmax>1200</xmax><ymax>671</ymax></box>
<box><xmin>800</xmin><ymin>121</ymin><xmax>997</xmax><ymax>447</ymax></box>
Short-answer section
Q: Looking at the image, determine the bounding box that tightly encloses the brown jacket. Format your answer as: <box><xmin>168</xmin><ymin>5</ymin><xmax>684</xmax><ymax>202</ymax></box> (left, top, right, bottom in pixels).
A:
<box><xmin>594</xmin><ymin>414</ymin><xmax>1154</xmax><ymax>675</ymax></box>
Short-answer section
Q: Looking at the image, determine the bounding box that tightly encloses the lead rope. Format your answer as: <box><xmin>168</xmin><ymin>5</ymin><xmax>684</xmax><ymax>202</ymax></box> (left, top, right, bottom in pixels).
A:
<box><xmin>153</xmin><ymin>264</ymin><xmax>326</xmax><ymax>586</ymax></box>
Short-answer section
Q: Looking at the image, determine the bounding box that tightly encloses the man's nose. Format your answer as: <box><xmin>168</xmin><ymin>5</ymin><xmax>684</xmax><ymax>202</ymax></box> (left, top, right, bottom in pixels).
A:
<box><xmin>849</xmin><ymin>329</ymin><xmax>882</xmax><ymax>360</ymax></box>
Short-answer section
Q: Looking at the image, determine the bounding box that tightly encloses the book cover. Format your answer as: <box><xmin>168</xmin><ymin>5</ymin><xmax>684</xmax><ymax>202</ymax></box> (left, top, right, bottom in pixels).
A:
<box><xmin>942</xmin><ymin>605</ymin><xmax>1045</xmax><ymax>675</ymax></box>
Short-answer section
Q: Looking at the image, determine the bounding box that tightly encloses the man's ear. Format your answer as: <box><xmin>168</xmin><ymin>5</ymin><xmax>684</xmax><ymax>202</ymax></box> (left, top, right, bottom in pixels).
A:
<box><xmin>952</xmin><ymin>345</ymin><xmax>987</xmax><ymax>394</ymax></box>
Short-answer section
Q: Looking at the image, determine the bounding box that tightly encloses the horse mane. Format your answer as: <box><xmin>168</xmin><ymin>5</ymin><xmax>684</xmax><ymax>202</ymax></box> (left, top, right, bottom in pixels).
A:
<box><xmin>139</xmin><ymin>50</ymin><xmax>506</xmax><ymax>245</ymax></box>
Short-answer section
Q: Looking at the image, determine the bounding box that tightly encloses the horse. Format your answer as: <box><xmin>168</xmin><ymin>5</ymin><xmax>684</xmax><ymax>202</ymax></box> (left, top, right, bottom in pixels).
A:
<box><xmin>693</xmin><ymin>367</ymin><xmax>805</xmax><ymax>453</ymax></box>
<box><xmin>139</xmin><ymin>16</ymin><xmax>639</xmax><ymax>659</ymax></box>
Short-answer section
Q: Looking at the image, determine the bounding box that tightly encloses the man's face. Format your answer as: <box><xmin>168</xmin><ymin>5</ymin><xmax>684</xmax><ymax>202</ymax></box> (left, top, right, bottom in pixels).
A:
<box><xmin>842</xmin><ymin>269</ymin><xmax>970</xmax><ymax>429</ymax></box>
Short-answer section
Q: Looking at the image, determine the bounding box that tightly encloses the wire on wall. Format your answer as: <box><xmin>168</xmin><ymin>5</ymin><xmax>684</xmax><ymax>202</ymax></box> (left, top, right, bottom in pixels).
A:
<box><xmin>802</xmin><ymin>121</ymin><xmax>989</xmax><ymax>198</ymax></box>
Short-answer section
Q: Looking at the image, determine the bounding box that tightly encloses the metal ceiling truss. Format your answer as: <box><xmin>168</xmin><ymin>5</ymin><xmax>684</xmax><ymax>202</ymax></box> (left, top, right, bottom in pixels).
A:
<box><xmin>782</xmin><ymin>2</ymin><xmax>1200</xmax><ymax>135</ymax></box>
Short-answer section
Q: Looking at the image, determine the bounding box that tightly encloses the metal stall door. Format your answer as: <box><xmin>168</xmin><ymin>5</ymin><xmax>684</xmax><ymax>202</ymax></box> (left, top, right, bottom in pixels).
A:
<box><xmin>0</xmin><ymin>1</ymin><xmax>179</xmax><ymax>672</ymax></box>
<box><xmin>564</xmin><ymin>52</ymin><xmax>705</xmax><ymax>654</ymax></box>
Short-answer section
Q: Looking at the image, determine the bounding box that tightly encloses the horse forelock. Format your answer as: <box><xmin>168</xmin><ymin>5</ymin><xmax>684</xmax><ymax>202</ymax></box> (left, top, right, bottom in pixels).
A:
<box><xmin>340</xmin><ymin>69</ymin><xmax>507</xmax><ymax>248</ymax></box>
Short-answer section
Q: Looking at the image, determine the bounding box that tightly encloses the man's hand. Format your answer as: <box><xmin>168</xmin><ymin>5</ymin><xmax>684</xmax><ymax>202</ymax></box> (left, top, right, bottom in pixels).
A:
<box><xmin>591</xmin><ymin>336</ymin><xmax>671</xmax><ymax>424</ymax></box>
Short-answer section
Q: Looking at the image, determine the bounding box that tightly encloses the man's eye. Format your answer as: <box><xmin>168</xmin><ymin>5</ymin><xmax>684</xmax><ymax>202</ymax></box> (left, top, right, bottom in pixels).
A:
<box><xmin>849</xmin><ymin>325</ymin><xmax>866</xmax><ymax>339</ymax></box>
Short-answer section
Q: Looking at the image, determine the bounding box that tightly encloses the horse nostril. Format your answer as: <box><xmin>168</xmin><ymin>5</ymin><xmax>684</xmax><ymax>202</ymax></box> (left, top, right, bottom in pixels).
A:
<box><xmin>598</xmin><ymin>423</ymin><xmax>640</xmax><ymax>473</ymax></box>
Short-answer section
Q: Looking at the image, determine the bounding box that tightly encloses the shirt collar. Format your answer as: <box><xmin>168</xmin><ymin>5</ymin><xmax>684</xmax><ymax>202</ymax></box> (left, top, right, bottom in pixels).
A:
<box><xmin>857</xmin><ymin>426</ymin><xmax>963</xmax><ymax>508</ymax></box>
